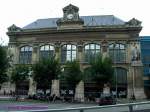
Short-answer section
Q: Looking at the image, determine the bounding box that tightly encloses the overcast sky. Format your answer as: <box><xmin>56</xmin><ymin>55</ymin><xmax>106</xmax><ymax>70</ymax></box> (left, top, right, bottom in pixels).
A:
<box><xmin>0</xmin><ymin>0</ymin><xmax>149</xmax><ymax>45</ymax></box>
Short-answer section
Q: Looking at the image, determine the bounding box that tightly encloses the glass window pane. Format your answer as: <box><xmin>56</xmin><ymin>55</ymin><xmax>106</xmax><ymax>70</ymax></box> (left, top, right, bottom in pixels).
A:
<box><xmin>40</xmin><ymin>46</ymin><xmax>44</xmax><ymax>51</ymax></box>
<box><xmin>115</xmin><ymin>44</ymin><xmax>119</xmax><ymax>49</ymax></box>
<box><xmin>45</xmin><ymin>45</ymin><xmax>49</xmax><ymax>51</ymax></box>
<box><xmin>29</xmin><ymin>47</ymin><xmax>33</xmax><ymax>51</ymax></box>
<box><xmin>96</xmin><ymin>44</ymin><xmax>100</xmax><ymax>49</ymax></box>
<box><xmin>84</xmin><ymin>43</ymin><xmax>101</xmax><ymax>62</ymax></box>
<box><xmin>21</xmin><ymin>47</ymin><xmax>24</xmax><ymax>52</ymax></box>
<box><xmin>40</xmin><ymin>45</ymin><xmax>54</xmax><ymax>59</ymax></box>
<box><xmin>67</xmin><ymin>45</ymin><xmax>71</xmax><ymax>50</ymax></box>
<box><xmin>50</xmin><ymin>46</ymin><xmax>54</xmax><ymax>50</ymax></box>
<box><xmin>72</xmin><ymin>45</ymin><xmax>76</xmax><ymax>50</ymax></box>
<box><xmin>72</xmin><ymin>51</ymin><xmax>76</xmax><ymax>57</ymax></box>
<box><xmin>25</xmin><ymin>46</ymin><xmax>29</xmax><ymax>51</ymax></box>
<box><xmin>62</xmin><ymin>45</ymin><xmax>67</xmax><ymax>50</ymax></box>
<box><xmin>61</xmin><ymin>44</ymin><xmax>77</xmax><ymax>62</ymax></box>
<box><xmin>20</xmin><ymin>46</ymin><xmax>32</xmax><ymax>64</ymax></box>
<box><xmin>109</xmin><ymin>43</ymin><xmax>126</xmax><ymax>63</ymax></box>
<box><xmin>90</xmin><ymin>44</ymin><xmax>95</xmax><ymax>49</ymax></box>
<box><xmin>120</xmin><ymin>44</ymin><xmax>125</xmax><ymax>49</ymax></box>
<box><xmin>109</xmin><ymin>44</ymin><xmax>114</xmax><ymax>49</ymax></box>
<box><xmin>85</xmin><ymin>45</ymin><xmax>89</xmax><ymax>49</ymax></box>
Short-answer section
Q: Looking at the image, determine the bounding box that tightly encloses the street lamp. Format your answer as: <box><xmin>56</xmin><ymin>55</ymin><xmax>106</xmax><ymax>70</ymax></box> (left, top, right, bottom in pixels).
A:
<box><xmin>115</xmin><ymin>59</ymin><xmax>118</xmax><ymax>99</ymax></box>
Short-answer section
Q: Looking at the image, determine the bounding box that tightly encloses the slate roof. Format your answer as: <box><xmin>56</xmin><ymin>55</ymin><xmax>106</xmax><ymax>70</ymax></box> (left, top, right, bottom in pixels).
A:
<box><xmin>23</xmin><ymin>15</ymin><xmax>125</xmax><ymax>29</ymax></box>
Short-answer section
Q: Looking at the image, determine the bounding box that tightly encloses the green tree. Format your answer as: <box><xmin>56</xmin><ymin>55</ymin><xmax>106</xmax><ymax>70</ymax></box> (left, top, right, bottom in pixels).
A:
<box><xmin>61</xmin><ymin>60</ymin><xmax>83</xmax><ymax>91</ymax></box>
<box><xmin>33</xmin><ymin>57</ymin><xmax>61</xmax><ymax>94</ymax></box>
<box><xmin>0</xmin><ymin>46</ymin><xmax>9</xmax><ymax>88</ymax></box>
<box><xmin>11</xmin><ymin>64</ymin><xmax>30</xmax><ymax>91</ymax></box>
<box><xmin>88</xmin><ymin>55</ymin><xmax>114</xmax><ymax>88</ymax></box>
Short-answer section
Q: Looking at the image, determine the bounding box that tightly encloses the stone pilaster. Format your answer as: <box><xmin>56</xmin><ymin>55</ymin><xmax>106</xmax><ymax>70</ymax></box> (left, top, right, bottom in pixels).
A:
<box><xmin>32</xmin><ymin>45</ymin><xmax>39</xmax><ymax>64</ymax></box>
<box><xmin>77</xmin><ymin>42</ymin><xmax>83</xmax><ymax>62</ymax></box>
<box><xmin>127</xmin><ymin>66</ymin><xmax>134</xmax><ymax>98</ymax></box>
<box><xmin>9</xmin><ymin>44</ymin><xmax>19</xmax><ymax>64</ymax></box>
<box><xmin>55</xmin><ymin>42</ymin><xmax>60</xmax><ymax>60</ymax></box>
<box><xmin>130</xmin><ymin>61</ymin><xmax>146</xmax><ymax>99</ymax></box>
<box><xmin>102</xmin><ymin>40</ymin><xmax>109</xmax><ymax>59</ymax></box>
<box><xmin>128</xmin><ymin>42</ymin><xmax>146</xmax><ymax>99</ymax></box>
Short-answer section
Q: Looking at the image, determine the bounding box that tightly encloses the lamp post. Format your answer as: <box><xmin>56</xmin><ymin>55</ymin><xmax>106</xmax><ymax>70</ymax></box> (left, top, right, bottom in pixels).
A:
<box><xmin>115</xmin><ymin>60</ymin><xmax>118</xmax><ymax>100</ymax></box>
<box><xmin>132</xmin><ymin>65</ymin><xmax>135</xmax><ymax>100</ymax></box>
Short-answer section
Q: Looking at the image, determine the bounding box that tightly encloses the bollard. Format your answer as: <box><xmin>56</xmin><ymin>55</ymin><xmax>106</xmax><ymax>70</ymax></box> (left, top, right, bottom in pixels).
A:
<box><xmin>129</xmin><ymin>105</ymin><xmax>133</xmax><ymax>112</ymax></box>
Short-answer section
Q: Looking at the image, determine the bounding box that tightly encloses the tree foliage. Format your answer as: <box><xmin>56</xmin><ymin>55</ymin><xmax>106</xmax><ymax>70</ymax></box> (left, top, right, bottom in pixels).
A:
<box><xmin>61</xmin><ymin>60</ymin><xmax>83</xmax><ymax>88</ymax></box>
<box><xmin>11</xmin><ymin>64</ymin><xmax>30</xmax><ymax>84</ymax></box>
<box><xmin>88</xmin><ymin>55</ymin><xmax>114</xmax><ymax>85</ymax></box>
<box><xmin>33</xmin><ymin>57</ymin><xmax>61</xmax><ymax>92</ymax></box>
<box><xmin>0</xmin><ymin>46</ymin><xmax>9</xmax><ymax>85</ymax></box>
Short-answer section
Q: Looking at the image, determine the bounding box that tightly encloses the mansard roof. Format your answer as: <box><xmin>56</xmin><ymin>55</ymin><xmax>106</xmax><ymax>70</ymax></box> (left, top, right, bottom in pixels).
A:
<box><xmin>23</xmin><ymin>15</ymin><xmax>125</xmax><ymax>29</ymax></box>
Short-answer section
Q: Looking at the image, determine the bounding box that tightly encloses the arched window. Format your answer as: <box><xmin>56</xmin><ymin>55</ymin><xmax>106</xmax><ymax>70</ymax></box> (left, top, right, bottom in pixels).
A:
<box><xmin>19</xmin><ymin>46</ymin><xmax>32</xmax><ymax>64</ymax></box>
<box><xmin>84</xmin><ymin>43</ymin><xmax>101</xmax><ymax>62</ymax></box>
<box><xmin>40</xmin><ymin>45</ymin><xmax>54</xmax><ymax>59</ymax></box>
<box><xmin>109</xmin><ymin>43</ymin><xmax>126</xmax><ymax>63</ymax></box>
<box><xmin>61</xmin><ymin>44</ymin><xmax>76</xmax><ymax>62</ymax></box>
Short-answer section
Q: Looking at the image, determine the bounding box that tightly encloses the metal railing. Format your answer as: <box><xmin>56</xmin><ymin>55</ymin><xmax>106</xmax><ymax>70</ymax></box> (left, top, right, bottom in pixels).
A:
<box><xmin>11</xmin><ymin>101</ymin><xmax>150</xmax><ymax>112</ymax></box>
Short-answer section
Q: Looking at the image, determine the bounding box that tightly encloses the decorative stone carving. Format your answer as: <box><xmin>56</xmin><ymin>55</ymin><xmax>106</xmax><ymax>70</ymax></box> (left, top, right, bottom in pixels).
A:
<box><xmin>56</xmin><ymin>4</ymin><xmax>84</xmax><ymax>28</ymax></box>
<box><xmin>126</xmin><ymin>18</ymin><xmax>141</xmax><ymax>27</ymax></box>
<box><xmin>8</xmin><ymin>24</ymin><xmax>21</xmax><ymax>32</ymax></box>
<box><xmin>131</xmin><ymin>43</ymin><xmax>141</xmax><ymax>62</ymax></box>
<box><xmin>55</xmin><ymin>42</ymin><xmax>61</xmax><ymax>52</ymax></box>
<box><xmin>77</xmin><ymin>41</ymin><xmax>83</xmax><ymax>52</ymax></box>
<box><xmin>102</xmin><ymin>40</ymin><xmax>108</xmax><ymax>52</ymax></box>
<box><xmin>63</xmin><ymin>4</ymin><xmax>79</xmax><ymax>13</ymax></box>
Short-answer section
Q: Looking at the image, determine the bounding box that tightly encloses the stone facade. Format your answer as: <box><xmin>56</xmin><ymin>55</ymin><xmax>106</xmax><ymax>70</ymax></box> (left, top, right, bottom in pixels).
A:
<box><xmin>6</xmin><ymin>4</ymin><xmax>146</xmax><ymax>99</ymax></box>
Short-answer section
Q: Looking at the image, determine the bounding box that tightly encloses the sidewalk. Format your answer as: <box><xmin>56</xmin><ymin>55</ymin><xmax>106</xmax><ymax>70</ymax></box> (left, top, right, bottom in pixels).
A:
<box><xmin>0</xmin><ymin>95</ymin><xmax>13</xmax><ymax>100</ymax></box>
<box><xmin>117</xmin><ymin>98</ymin><xmax>148</xmax><ymax>104</ymax></box>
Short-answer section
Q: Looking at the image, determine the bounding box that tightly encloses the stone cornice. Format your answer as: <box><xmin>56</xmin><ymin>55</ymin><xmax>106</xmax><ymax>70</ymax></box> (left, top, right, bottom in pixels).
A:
<box><xmin>7</xmin><ymin>25</ymin><xmax>142</xmax><ymax>36</ymax></box>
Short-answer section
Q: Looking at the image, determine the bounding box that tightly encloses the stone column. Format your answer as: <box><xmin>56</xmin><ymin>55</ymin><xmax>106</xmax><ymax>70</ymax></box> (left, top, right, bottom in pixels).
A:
<box><xmin>75</xmin><ymin>80</ymin><xmax>84</xmax><ymax>102</ymax></box>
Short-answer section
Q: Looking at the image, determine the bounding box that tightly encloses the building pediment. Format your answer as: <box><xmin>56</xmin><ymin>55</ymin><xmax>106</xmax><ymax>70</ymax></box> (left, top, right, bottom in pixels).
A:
<box><xmin>63</xmin><ymin>4</ymin><xmax>79</xmax><ymax>13</ymax></box>
<box><xmin>56</xmin><ymin>4</ymin><xmax>84</xmax><ymax>29</ymax></box>
<box><xmin>125</xmin><ymin>18</ymin><xmax>141</xmax><ymax>27</ymax></box>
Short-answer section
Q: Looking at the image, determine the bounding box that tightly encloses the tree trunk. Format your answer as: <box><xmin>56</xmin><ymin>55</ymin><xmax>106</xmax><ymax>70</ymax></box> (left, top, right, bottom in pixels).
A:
<box><xmin>75</xmin><ymin>80</ymin><xmax>84</xmax><ymax>102</ymax></box>
<box><xmin>51</xmin><ymin>79</ymin><xmax>60</xmax><ymax>97</ymax></box>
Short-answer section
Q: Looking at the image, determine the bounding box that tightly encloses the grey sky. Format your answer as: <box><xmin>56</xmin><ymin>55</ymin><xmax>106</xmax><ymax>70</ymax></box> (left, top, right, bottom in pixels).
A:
<box><xmin>0</xmin><ymin>0</ymin><xmax>149</xmax><ymax>45</ymax></box>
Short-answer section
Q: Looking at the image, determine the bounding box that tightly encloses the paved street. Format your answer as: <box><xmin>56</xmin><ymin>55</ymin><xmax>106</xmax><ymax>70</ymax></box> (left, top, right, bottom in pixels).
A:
<box><xmin>0</xmin><ymin>100</ymin><xmax>150</xmax><ymax>112</ymax></box>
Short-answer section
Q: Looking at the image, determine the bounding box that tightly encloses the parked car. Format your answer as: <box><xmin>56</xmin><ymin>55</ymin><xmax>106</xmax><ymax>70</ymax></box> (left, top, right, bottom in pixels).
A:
<box><xmin>98</xmin><ymin>94</ymin><xmax>116</xmax><ymax>106</ymax></box>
